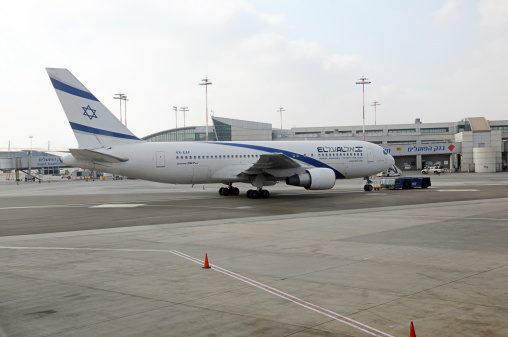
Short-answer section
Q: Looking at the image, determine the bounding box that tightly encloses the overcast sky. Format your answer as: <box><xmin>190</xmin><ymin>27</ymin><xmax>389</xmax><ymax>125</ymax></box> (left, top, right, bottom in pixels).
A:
<box><xmin>1</xmin><ymin>0</ymin><xmax>507</xmax><ymax>149</ymax></box>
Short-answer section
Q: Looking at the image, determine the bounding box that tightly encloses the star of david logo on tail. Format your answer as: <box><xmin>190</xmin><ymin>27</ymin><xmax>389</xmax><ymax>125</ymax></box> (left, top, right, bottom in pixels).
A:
<box><xmin>82</xmin><ymin>105</ymin><xmax>98</xmax><ymax>120</ymax></box>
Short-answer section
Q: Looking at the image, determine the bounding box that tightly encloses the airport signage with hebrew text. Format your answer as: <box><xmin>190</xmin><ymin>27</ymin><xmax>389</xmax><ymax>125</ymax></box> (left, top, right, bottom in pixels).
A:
<box><xmin>383</xmin><ymin>142</ymin><xmax>461</xmax><ymax>156</ymax></box>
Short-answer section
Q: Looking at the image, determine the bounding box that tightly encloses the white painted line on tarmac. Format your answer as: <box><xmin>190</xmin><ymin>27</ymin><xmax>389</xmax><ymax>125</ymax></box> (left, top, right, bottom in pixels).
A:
<box><xmin>375</xmin><ymin>214</ymin><xmax>508</xmax><ymax>221</ymax></box>
<box><xmin>90</xmin><ymin>204</ymin><xmax>146</xmax><ymax>208</ymax></box>
<box><xmin>0</xmin><ymin>246</ymin><xmax>393</xmax><ymax>337</ymax></box>
<box><xmin>0</xmin><ymin>246</ymin><xmax>169</xmax><ymax>253</ymax></box>
<box><xmin>0</xmin><ymin>204</ymin><xmax>89</xmax><ymax>210</ymax></box>
<box><xmin>171</xmin><ymin>250</ymin><xmax>394</xmax><ymax>337</ymax></box>
<box><xmin>278</xmin><ymin>190</ymin><xmax>364</xmax><ymax>196</ymax></box>
<box><xmin>437</xmin><ymin>189</ymin><xmax>479</xmax><ymax>192</ymax></box>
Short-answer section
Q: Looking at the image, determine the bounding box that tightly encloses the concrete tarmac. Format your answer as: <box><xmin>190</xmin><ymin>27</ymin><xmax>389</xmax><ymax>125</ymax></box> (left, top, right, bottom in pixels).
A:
<box><xmin>0</xmin><ymin>173</ymin><xmax>507</xmax><ymax>336</ymax></box>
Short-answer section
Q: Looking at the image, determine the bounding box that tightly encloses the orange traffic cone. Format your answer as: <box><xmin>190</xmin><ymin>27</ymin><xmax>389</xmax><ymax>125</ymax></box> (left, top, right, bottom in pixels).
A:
<box><xmin>202</xmin><ymin>253</ymin><xmax>211</xmax><ymax>269</ymax></box>
<box><xmin>203</xmin><ymin>185</ymin><xmax>205</xmax><ymax>190</ymax></box>
<box><xmin>409</xmin><ymin>321</ymin><xmax>416</xmax><ymax>337</ymax></box>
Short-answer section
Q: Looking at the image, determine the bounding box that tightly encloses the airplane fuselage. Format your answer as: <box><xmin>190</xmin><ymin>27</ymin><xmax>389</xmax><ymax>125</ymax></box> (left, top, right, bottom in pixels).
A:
<box><xmin>63</xmin><ymin>140</ymin><xmax>393</xmax><ymax>185</ymax></box>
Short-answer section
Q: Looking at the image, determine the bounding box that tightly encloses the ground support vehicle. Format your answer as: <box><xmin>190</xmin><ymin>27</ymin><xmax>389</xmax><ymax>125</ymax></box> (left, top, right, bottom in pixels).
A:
<box><xmin>421</xmin><ymin>166</ymin><xmax>443</xmax><ymax>174</ymax></box>
<box><xmin>380</xmin><ymin>177</ymin><xmax>431</xmax><ymax>190</ymax></box>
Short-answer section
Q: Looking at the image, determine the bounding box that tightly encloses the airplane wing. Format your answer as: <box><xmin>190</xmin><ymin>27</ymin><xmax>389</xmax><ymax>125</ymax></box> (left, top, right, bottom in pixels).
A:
<box><xmin>69</xmin><ymin>149</ymin><xmax>128</xmax><ymax>163</ymax></box>
<box><xmin>241</xmin><ymin>153</ymin><xmax>301</xmax><ymax>176</ymax></box>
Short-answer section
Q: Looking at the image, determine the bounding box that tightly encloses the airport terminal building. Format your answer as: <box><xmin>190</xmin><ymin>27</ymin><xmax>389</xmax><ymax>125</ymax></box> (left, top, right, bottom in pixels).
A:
<box><xmin>143</xmin><ymin>116</ymin><xmax>508</xmax><ymax>173</ymax></box>
<box><xmin>3</xmin><ymin>117</ymin><xmax>506</xmax><ymax>174</ymax></box>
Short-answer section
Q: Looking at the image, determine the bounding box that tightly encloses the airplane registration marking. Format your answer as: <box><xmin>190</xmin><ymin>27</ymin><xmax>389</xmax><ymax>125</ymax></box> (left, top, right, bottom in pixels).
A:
<box><xmin>0</xmin><ymin>246</ymin><xmax>393</xmax><ymax>337</ymax></box>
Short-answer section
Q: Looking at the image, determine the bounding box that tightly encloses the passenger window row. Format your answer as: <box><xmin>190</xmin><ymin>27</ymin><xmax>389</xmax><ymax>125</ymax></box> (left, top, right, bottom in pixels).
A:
<box><xmin>175</xmin><ymin>152</ymin><xmax>362</xmax><ymax>160</ymax></box>
<box><xmin>320</xmin><ymin>153</ymin><xmax>362</xmax><ymax>157</ymax></box>
<box><xmin>176</xmin><ymin>154</ymin><xmax>261</xmax><ymax>160</ymax></box>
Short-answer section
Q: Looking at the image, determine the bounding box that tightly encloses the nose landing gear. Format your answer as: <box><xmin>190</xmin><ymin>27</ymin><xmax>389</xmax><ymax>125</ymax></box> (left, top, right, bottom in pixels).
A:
<box><xmin>364</xmin><ymin>176</ymin><xmax>373</xmax><ymax>191</ymax></box>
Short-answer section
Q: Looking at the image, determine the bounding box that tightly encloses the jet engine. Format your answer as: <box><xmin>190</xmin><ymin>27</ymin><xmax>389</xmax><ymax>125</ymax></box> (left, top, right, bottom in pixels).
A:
<box><xmin>285</xmin><ymin>168</ymin><xmax>336</xmax><ymax>190</ymax></box>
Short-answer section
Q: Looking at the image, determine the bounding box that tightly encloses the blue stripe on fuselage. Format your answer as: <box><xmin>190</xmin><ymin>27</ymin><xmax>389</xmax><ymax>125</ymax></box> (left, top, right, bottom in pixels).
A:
<box><xmin>70</xmin><ymin>122</ymin><xmax>140</xmax><ymax>140</ymax></box>
<box><xmin>206</xmin><ymin>142</ymin><xmax>345</xmax><ymax>179</ymax></box>
<box><xmin>50</xmin><ymin>77</ymin><xmax>99</xmax><ymax>101</ymax></box>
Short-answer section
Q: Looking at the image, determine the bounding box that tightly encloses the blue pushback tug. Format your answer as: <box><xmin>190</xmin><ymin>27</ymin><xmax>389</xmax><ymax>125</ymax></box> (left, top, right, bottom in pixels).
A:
<box><xmin>380</xmin><ymin>177</ymin><xmax>431</xmax><ymax>190</ymax></box>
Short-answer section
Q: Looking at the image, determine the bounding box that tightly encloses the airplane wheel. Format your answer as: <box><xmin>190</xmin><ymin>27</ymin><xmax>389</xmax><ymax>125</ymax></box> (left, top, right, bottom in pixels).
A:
<box><xmin>219</xmin><ymin>187</ymin><xmax>224</xmax><ymax>196</ymax></box>
<box><xmin>364</xmin><ymin>185</ymin><xmax>373</xmax><ymax>191</ymax></box>
<box><xmin>261</xmin><ymin>190</ymin><xmax>270</xmax><ymax>199</ymax></box>
<box><xmin>250</xmin><ymin>190</ymin><xmax>260</xmax><ymax>199</ymax></box>
<box><xmin>222</xmin><ymin>188</ymin><xmax>230</xmax><ymax>196</ymax></box>
<box><xmin>246</xmin><ymin>190</ymin><xmax>252</xmax><ymax>198</ymax></box>
<box><xmin>231</xmin><ymin>187</ymin><xmax>240</xmax><ymax>196</ymax></box>
<box><xmin>402</xmin><ymin>180</ymin><xmax>411</xmax><ymax>189</ymax></box>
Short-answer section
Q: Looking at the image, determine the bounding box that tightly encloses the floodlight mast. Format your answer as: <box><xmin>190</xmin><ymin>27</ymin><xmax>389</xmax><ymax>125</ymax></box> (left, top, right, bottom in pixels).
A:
<box><xmin>113</xmin><ymin>93</ymin><xmax>125</xmax><ymax>123</ymax></box>
<box><xmin>173</xmin><ymin>106</ymin><xmax>178</xmax><ymax>128</ymax></box>
<box><xmin>179</xmin><ymin>107</ymin><xmax>189</xmax><ymax>127</ymax></box>
<box><xmin>371</xmin><ymin>100</ymin><xmax>381</xmax><ymax>126</ymax></box>
<box><xmin>28</xmin><ymin>135</ymin><xmax>33</xmax><ymax>176</ymax></box>
<box><xmin>122</xmin><ymin>95</ymin><xmax>129</xmax><ymax>127</ymax></box>
<box><xmin>199</xmin><ymin>78</ymin><xmax>212</xmax><ymax>141</ymax></box>
<box><xmin>278</xmin><ymin>106</ymin><xmax>285</xmax><ymax>129</ymax></box>
<box><xmin>355</xmin><ymin>77</ymin><xmax>371</xmax><ymax>141</ymax></box>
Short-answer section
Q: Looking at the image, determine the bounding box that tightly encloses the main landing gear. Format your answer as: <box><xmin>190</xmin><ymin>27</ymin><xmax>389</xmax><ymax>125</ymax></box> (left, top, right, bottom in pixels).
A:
<box><xmin>246</xmin><ymin>189</ymin><xmax>270</xmax><ymax>199</ymax></box>
<box><xmin>363</xmin><ymin>176</ymin><xmax>373</xmax><ymax>192</ymax></box>
<box><xmin>218</xmin><ymin>185</ymin><xmax>270</xmax><ymax>199</ymax></box>
<box><xmin>218</xmin><ymin>186</ymin><xmax>240</xmax><ymax>196</ymax></box>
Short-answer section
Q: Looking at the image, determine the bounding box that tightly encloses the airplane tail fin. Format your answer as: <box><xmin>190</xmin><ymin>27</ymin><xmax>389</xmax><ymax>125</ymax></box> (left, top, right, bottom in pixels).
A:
<box><xmin>46</xmin><ymin>68</ymin><xmax>142</xmax><ymax>149</ymax></box>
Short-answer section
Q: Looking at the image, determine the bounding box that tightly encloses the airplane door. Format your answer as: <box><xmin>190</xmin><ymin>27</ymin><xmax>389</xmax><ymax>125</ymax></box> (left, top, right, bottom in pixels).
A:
<box><xmin>156</xmin><ymin>151</ymin><xmax>165</xmax><ymax>167</ymax></box>
<box><xmin>367</xmin><ymin>148</ymin><xmax>374</xmax><ymax>162</ymax></box>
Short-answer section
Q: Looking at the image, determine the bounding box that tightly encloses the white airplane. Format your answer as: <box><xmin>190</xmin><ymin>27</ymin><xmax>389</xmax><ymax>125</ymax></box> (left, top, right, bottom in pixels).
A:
<box><xmin>47</xmin><ymin>68</ymin><xmax>395</xmax><ymax>199</ymax></box>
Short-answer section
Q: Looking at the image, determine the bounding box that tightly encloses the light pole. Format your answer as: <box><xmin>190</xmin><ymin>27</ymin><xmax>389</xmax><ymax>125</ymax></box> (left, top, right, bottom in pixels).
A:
<box><xmin>356</xmin><ymin>76</ymin><xmax>371</xmax><ymax>141</ymax></box>
<box><xmin>113</xmin><ymin>93</ymin><xmax>125</xmax><ymax>123</ymax></box>
<box><xmin>371</xmin><ymin>100</ymin><xmax>381</xmax><ymax>126</ymax></box>
<box><xmin>179</xmin><ymin>107</ymin><xmax>189</xmax><ymax>127</ymax></box>
<box><xmin>122</xmin><ymin>94</ymin><xmax>128</xmax><ymax>127</ymax></box>
<box><xmin>199</xmin><ymin>77</ymin><xmax>212</xmax><ymax>141</ymax></box>
<box><xmin>173</xmin><ymin>106</ymin><xmax>178</xmax><ymax>128</ymax></box>
<box><xmin>28</xmin><ymin>135</ymin><xmax>33</xmax><ymax>176</ymax></box>
<box><xmin>278</xmin><ymin>106</ymin><xmax>285</xmax><ymax>129</ymax></box>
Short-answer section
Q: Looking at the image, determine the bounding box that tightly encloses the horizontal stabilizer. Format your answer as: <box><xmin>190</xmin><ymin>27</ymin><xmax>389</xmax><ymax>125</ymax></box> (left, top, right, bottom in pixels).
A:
<box><xmin>70</xmin><ymin>149</ymin><xmax>128</xmax><ymax>163</ymax></box>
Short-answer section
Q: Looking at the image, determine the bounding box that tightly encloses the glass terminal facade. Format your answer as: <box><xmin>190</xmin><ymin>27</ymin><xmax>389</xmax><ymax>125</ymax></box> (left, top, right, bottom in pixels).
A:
<box><xmin>142</xmin><ymin>127</ymin><xmax>216</xmax><ymax>142</ymax></box>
